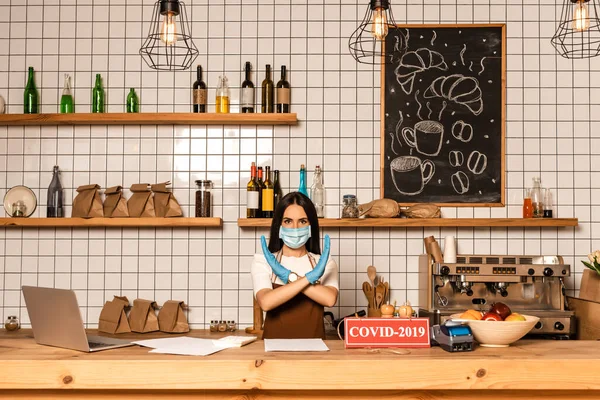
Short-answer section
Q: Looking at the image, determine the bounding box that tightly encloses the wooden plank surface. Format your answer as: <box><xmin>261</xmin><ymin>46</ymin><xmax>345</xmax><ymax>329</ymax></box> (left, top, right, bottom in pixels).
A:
<box><xmin>0</xmin><ymin>331</ymin><xmax>599</xmax><ymax>391</ymax></box>
<box><xmin>0</xmin><ymin>113</ymin><xmax>298</xmax><ymax>126</ymax></box>
<box><xmin>0</xmin><ymin>217</ymin><xmax>222</xmax><ymax>228</ymax></box>
<box><xmin>237</xmin><ymin>218</ymin><xmax>579</xmax><ymax>228</ymax></box>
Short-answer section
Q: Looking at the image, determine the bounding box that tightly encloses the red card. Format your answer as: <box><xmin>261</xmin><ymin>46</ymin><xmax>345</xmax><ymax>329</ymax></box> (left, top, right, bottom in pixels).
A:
<box><xmin>344</xmin><ymin>317</ymin><xmax>431</xmax><ymax>348</ymax></box>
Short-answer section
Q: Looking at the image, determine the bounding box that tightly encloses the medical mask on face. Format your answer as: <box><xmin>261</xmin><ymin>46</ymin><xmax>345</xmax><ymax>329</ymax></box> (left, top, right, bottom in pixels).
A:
<box><xmin>279</xmin><ymin>225</ymin><xmax>311</xmax><ymax>249</ymax></box>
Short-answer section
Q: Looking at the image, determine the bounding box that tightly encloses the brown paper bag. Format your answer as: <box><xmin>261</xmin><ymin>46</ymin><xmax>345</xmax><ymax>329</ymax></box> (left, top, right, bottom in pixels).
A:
<box><xmin>98</xmin><ymin>296</ymin><xmax>131</xmax><ymax>334</ymax></box>
<box><xmin>72</xmin><ymin>184</ymin><xmax>103</xmax><ymax>218</ymax></box>
<box><xmin>158</xmin><ymin>300</ymin><xmax>190</xmax><ymax>333</ymax></box>
<box><xmin>127</xmin><ymin>184</ymin><xmax>155</xmax><ymax>217</ymax></box>
<box><xmin>151</xmin><ymin>182</ymin><xmax>183</xmax><ymax>218</ymax></box>
<box><xmin>104</xmin><ymin>186</ymin><xmax>129</xmax><ymax>217</ymax></box>
<box><xmin>128</xmin><ymin>299</ymin><xmax>159</xmax><ymax>333</ymax></box>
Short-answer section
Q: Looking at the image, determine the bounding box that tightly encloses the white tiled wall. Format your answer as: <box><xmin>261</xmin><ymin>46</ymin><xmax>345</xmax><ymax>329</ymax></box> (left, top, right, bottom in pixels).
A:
<box><xmin>0</xmin><ymin>0</ymin><xmax>592</xmax><ymax>328</ymax></box>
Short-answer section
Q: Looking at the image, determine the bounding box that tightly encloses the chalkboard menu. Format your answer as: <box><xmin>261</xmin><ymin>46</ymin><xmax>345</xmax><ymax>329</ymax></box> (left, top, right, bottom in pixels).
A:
<box><xmin>381</xmin><ymin>25</ymin><xmax>505</xmax><ymax>206</ymax></box>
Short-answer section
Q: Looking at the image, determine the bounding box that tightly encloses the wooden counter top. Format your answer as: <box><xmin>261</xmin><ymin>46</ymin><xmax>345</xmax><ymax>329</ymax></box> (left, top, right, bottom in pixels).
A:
<box><xmin>1</xmin><ymin>329</ymin><xmax>599</xmax><ymax>399</ymax></box>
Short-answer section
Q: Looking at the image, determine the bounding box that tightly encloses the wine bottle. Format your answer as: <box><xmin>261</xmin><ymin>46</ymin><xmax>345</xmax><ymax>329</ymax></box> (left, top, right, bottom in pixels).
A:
<box><xmin>60</xmin><ymin>74</ymin><xmax>74</xmax><ymax>114</ymax></box>
<box><xmin>276</xmin><ymin>65</ymin><xmax>290</xmax><ymax>113</ymax></box>
<box><xmin>24</xmin><ymin>67</ymin><xmax>39</xmax><ymax>114</ymax></box>
<box><xmin>241</xmin><ymin>62</ymin><xmax>255</xmax><ymax>113</ymax></box>
<box><xmin>261</xmin><ymin>64</ymin><xmax>274</xmax><ymax>113</ymax></box>
<box><xmin>246</xmin><ymin>162</ymin><xmax>260</xmax><ymax>218</ymax></box>
<box><xmin>273</xmin><ymin>169</ymin><xmax>283</xmax><ymax>211</ymax></box>
<box><xmin>257</xmin><ymin>166</ymin><xmax>264</xmax><ymax>218</ymax></box>
<box><xmin>262</xmin><ymin>166</ymin><xmax>274</xmax><ymax>218</ymax></box>
<box><xmin>310</xmin><ymin>165</ymin><xmax>324</xmax><ymax>218</ymax></box>
<box><xmin>216</xmin><ymin>75</ymin><xmax>230</xmax><ymax>113</ymax></box>
<box><xmin>92</xmin><ymin>73</ymin><xmax>105</xmax><ymax>113</ymax></box>
<box><xmin>298</xmin><ymin>164</ymin><xmax>308</xmax><ymax>197</ymax></box>
<box><xmin>193</xmin><ymin>65</ymin><xmax>207</xmax><ymax>113</ymax></box>
<box><xmin>47</xmin><ymin>165</ymin><xmax>64</xmax><ymax>218</ymax></box>
<box><xmin>126</xmin><ymin>88</ymin><xmax>139</xmax><ymax>113</ymax></box>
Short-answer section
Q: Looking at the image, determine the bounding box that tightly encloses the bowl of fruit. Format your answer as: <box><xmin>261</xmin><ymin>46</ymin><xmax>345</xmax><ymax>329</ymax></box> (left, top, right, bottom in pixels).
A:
<box><xmin>451</xmin><ymin>302</ymin><xmax>539</xmax><ymax>347</ymax></box>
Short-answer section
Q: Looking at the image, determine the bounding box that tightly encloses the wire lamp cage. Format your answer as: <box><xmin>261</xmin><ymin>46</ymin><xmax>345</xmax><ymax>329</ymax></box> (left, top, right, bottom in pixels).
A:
<box><xmin>349</xmin><ymin>0</ymin><xmax>400</xmax><ymax>64</ymax></box>
<box><xmin>551</xmin><ymin>0</ymin><xmax>600</xmax><ymax>59</ymax></box>
<box><xmin>140</xmin><ymin>0</ymin><xmax>199</xmax><ymax>71</ymax></box>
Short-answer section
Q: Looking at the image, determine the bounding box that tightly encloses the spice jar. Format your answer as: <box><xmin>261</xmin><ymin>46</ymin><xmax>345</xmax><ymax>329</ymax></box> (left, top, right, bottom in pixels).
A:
<box><xmin>5</xmin><ymin>316</ymin><xmax>20</xmax><ymax>331</ymax></box>
<box><xmin>195</xmin><ymin>180</ymin><xmax>212</xmax><ymax>217</ymax></box>
<box><xmin>218</xmin><ymin>320</ymin><xmax>227</xmax><ymax>332</ymax></box>
<box><xmin>227</xmin><ymin>320</ymin><xmax>236</xmax><ymax>332</ymax></box>
<box><xmin>341</xmin><ymin>194</ymin><xmax>359</xmax><ymax>218</ymax></box>
<box><xmin>210</xmin><ymin>320</ymin><xmax>218</xmax><ymax>332</ymax></box>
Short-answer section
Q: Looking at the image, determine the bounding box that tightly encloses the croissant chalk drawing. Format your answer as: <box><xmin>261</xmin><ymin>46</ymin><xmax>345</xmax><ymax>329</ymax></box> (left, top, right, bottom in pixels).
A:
<box><xmin>423</xmin><ymin>74</ymin><xmax>484</xmax><ymax>116</ymax></box>
<box><xmin>395</xmin><ymin>48</ymin><xmax>448</xmax><ymax>95</ymax></box>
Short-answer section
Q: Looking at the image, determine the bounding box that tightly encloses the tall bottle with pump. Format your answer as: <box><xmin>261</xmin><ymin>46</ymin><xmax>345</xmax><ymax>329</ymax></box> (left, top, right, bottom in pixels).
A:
<box><xmin>24</xmin><ymin>67</ymin><xmax>39</xmax><ymax>114</ymax></box>
<box><xmin>261</xmin><ymin>64</ymin><xmax>274</xmax><ymax>113</ymax></box>
<box><xmin>216</xmin><ymin>75</ymin><xmax>230</xmax><ymax>113</ymax></box>
<box><xmin>262</xmin><ymin>166</ymin><xmax>274</xmax><ymax>218</ymax></box>
<box><xmin>92</xmin><ymin>74</ymin><xmax>105</xmax><ymax>113</ymax></box>
<box><xmin>531</xmin><ymin>177</ymin><xmax>544</xmax><ymax>218</ymax></box>
<box><xmin>60</xmin><ymin>74</ymin><xmax>74</xmax><ymax>113</ymax></box>
<box><xmin>192</xmin><ymin>65</ymin><xmax>207</xmax><ymax>113</ymax></box>
<box><xmin>276</xmin><ymin>65</ymin><xmax>290</xmax><ymax>113</ymax></box>
<box><xmin>47</xmin><ymin>166</ymin><xmax>64</xmax><ymax>218</ymax></box>
<box><xmin>246</xmin><ymin>162</ymin><xmax>260</xmax><ymax>218</ymax></box>
<box><xmin>241</xmin><ymin>62</ymin><xmax>255</xmax><ymax>113</ymax></box>
<box><xmin>310</xmin><ymin>166</ymin><xmax>324</xmax><ymax>218</ymax></box>
<box><xmin>298</xmin><ymin>164</ymin><xmax>308</xmax><ymax>197</ymax></box>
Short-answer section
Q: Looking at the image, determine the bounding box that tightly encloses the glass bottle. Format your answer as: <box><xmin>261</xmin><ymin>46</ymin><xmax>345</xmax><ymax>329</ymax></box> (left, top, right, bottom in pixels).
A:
<box><xmin>126</xmin><ymin>88</ymin><xmax>139</xmax><ymax>113</ymax></box>
<box><xmin>543</xmin><ymin>188</ymin><xmax>553</xmax><ymax>218</ymax></box>
<box><xmin>241</xmin><ymin>61</ymin><xmax>255</xmax><ymax>113</ymax></box>
<box><xmin>216</xmin><ymin>75</ymin><xmax>230</xmax><ymax>113</ymax></box>
<box><xmin>298</xmin><ymin>164</ymin><xmax>308</xmax><ymax>197</ymax></box>
<box><xmin>194</xmin><ymin>180</ymin><xmax>212</xmax><ymax>217</ymax></box>
<box><xmin>24</xmin><ymin>67</ymin><xmax>39</xmax><ymax>114</ymax></box>
<box><xmin>523</xmin><ymin>188</ymin><xmax>533</xmax><ymax>219</ymax></box>
<box><xmin>310</xmin><ymin>166</ymin><xmax>324</xmax><ymax>218</ymax></box>
<box><xmin>60</xmin><ymin>74</ymin><xmax>74</xmax><ymax>113</ymax></box>
<box><xmin>262</xmin><ymin>166</ymin><xmax>274</xmax><ymax>218</ymax></box>
<box><xmin>342</xmin><ymin>194</ymin><xmax>359</xmax><ymax>218</ymax></box>
<box><xmin>92</xmin><ymin>73</ymin><xmax>105</xmax><ymax>113</ymax></box>
<box><xmin>257</xmin><ymin>167</ymin><xmax>265</xmax><ymax>218</ymax></box>
<box><xmin>261</xmin><ymin>64</ymin><xmax>274</xmax><ymax>113</ymax></box>
<box><xmin>531</xmin><ymin>177</ymin><xmax>544</xmax><ymax>218</ymax></box>
<box><xmin>193</xmin><ymin>65</ymin><xmax>207</xmax><ymax>113</ymax></box>
<box><xmin>247</xmin><ymin>162</ymin><xmax>260</xmax><ymax>218</ymax></box>
<box><xmin>273</xmin><ymin>169</ymin><xmax>283</xmax><ymax>211</ymax></box>
<box><xmin>276</xmin><ymin>65</ymin><xmax>290</xmax><ymax>113</ymax></box>
<box><xmin>4</xmin><ymin>315</ymin><xmax>19</xmax><ymax>331</ymax></box>
<box><xmin>47</xmin><ymin>165</ymin><xmax>64</xmax><ymax>218</ymax></box>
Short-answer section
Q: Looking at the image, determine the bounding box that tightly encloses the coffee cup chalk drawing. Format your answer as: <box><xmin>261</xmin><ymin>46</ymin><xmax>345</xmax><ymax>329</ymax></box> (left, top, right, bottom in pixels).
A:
<box><xmin>382</xmin><ymin>25</ymin><xmax>505</xmax><ymax>205</ymax></box>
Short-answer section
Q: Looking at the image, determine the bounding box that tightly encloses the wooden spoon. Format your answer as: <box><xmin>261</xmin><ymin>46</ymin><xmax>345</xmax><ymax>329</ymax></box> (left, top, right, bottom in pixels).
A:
<box><xmin>362</xmin><ymin>281</ymin><xmax>374</xmax><ymax>308</ymax></box>
<box><xmin>367</xmin><ymin>265</ymin><xmax>376</xmax><ymax>287</ymax></box>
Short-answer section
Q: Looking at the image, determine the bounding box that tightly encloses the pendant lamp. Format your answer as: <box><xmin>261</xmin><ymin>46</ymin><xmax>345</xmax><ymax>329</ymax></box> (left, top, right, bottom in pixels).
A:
<box><xmin>551</xmin><ymin>0</ymin><xmax>600</xmax><ymax>59</ymax></box>
<box><xmin>349</xmin><ymin>0</ymin><xmax>400</xmax><ymax>64</ymax></box>
<box><xmin>140</xmin><ymin>0</ymin><xmax>199</xmax><ymax>71</ymax></box>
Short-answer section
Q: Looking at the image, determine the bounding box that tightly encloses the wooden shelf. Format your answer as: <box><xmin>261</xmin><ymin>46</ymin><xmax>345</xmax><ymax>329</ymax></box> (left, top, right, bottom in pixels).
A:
<box><xmin>237</xmin><ymin>218</ymin><xmax>579</xmax><ymax>228</ymax></box>
<box><xmin>0</xmin><ymin>217</ymin><xmax>222</xmax><ymax>228</ymax></box>
<box><xmin>0</xmin><ymin>113</ymin><xmax>298</xmax><ymax>126</ymax></box>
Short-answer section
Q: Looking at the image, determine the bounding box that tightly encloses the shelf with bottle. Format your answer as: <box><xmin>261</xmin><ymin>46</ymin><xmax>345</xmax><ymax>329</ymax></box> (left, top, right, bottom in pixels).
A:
<box><xmin>0</xmin><ymin>217</ymin><xmax>223</xmax><ymax>228</ymax></box>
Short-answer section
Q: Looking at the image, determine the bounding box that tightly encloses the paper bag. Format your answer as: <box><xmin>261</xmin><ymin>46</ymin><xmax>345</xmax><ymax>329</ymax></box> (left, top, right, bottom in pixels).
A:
<box><xmin>104</xmin><ymin>186</ymin><xmax>129</xmax><ymax>217</ymax></box>
<box><xmin>98</xmin><ymin>296</ymin><xmax>131</xmax><ymax>334</ymax></box>
<box><xmin>580</xmin><ymin>269</ymin><xmax>600</xmax><ymax>302</ymax></box>
<box><xmin>128</xmin><ymin>299</ymin><xmax>159</xmax><ymax>333</ymax></box>
<box><xmin>158</xmin><ymin>300</ymin><xmax>190</xmax><ymax>333</ymax></box>
<box><xmin>151</xmin><ymin>181</ymin><xmax>182</xmax><ymax>218</ymax></box>
<box><xmin>72</xmin><ymin>184</ymin><xmax>103</xmax><ymax>218</ymax></box>
<box><xmin>127</xmin><ymin>184</ymin><xmax>155</xmax><ymax>217</ymax></box>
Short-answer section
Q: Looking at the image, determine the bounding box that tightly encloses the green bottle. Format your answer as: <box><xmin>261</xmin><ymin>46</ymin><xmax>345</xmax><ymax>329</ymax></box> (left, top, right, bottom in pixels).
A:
<box><xmin>126</xmin><ymin>88</ymin><xmax>139</xmax><ymax>113</ymax></box>
<box><xmin>60</xmin><ymin>74</ymin><xmax>74</xmax><ymax>113</ymax></box>
<box><xmin>92</xmin><ymin>74</ymin><xmax>105</xmax><ymax>113</ymax></box>
<box><xmin>24</xmin><ymin>67</ymin><xmax>39</xmax><ymax>114</ymax></box>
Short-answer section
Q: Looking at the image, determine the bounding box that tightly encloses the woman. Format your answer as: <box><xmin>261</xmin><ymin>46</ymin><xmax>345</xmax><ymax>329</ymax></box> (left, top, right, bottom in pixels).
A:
<box><xmin>251</xmin><ymin>192</ymin><xmax>339</xmax><ymax>339</ymax></box>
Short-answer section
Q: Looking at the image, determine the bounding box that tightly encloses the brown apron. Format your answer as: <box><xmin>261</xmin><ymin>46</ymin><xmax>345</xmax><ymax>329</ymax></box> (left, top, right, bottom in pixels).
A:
<box><xmin>262</xmin><ymin>253</ymin><xmax>325</xmax><ymax>340</ymax></box>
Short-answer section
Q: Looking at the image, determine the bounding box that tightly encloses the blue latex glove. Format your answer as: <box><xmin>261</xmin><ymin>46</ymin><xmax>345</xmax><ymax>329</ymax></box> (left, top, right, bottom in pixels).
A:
<box><xmin>261</xmin><ymin>235</ymin><xmax>291</xmax><ymax>284</ymax></box>
<box><xmin>305</xmin><ymin>234</ymin><xmax>331</xmax><ymax>284</ymax></box>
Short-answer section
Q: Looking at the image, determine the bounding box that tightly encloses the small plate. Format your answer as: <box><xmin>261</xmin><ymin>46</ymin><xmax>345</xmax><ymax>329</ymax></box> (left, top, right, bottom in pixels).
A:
<box><xmin>4</xmin><ymin>186</ymin><xmax>37</xmax><ymax>217</ymax></box>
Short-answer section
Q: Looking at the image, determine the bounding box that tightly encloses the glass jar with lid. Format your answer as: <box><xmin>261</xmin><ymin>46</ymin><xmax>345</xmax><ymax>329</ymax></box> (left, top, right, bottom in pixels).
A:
<box><xmin>195</xmin><ymin>180</ymin><xmax>213</xmax><ymax>217</ymax></box>
<box><xmin>5</xmin><ymin>315</ymin><xmax>20</xmax><ymax>331</ymax></box>
<box><xmin>341</xmin><ymin>194</ymin><xmax>359</xmax><ymax>218</ymax></box>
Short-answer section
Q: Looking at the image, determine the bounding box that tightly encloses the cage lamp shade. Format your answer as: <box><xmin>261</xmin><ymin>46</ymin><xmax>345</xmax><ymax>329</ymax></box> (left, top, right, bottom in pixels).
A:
<box><xmin>551</xmin><ymin>0</ymin><xmax>600</xmax><ymax>59</ymax></box>
<box><xmin>349</xmin><ymin>0</ymin><xmax>400</xmax><ymax>64</ymax></box>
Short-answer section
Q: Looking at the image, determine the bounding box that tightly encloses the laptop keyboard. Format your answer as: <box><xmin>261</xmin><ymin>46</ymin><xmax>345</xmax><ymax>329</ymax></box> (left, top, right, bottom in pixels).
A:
<box><xmin>88</xmin><ymin>341</ymin><xmax>110</xmax><ymax>349</ymax></box>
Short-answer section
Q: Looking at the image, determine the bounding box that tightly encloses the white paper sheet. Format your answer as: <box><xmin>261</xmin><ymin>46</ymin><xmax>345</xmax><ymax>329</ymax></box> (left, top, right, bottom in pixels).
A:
<box><xmin>264</xmin><ymin>339</ymin><xmax>330</xmax><ymax>352</ymax></box>
<box><xmin>133</xmin><ymin>336</ymin><xmax>258</xmax><ymax>356</ymax></box>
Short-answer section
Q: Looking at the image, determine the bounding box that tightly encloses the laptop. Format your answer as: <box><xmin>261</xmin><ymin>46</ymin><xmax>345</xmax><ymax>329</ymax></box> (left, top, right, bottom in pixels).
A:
<box><xmin>22</xmin><ymin>286</ymin><xmax>134</xmax><ymax>352</ymax></box>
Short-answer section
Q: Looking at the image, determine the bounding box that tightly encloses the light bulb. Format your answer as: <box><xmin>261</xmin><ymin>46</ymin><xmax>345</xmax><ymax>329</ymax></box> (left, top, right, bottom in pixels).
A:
<box><xmin>371</xmin><ymin>7</ymin><xmax>388</xmax><ymax>40</ymax></box>
<box><xmin>573</xmin><ymin>1</ymin><xmax>590</xmax><ymax>32</ymax></box>
<box><xmin>160</xmin><ymin>13</ymin><xmax>177</xmax><ymax>45</ymax></box>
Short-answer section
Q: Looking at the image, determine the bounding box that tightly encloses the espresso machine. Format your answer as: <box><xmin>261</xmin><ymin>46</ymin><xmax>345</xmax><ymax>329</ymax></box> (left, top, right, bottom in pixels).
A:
<box><xmin>418</xmin><ymin>254</ymin><xmax>575</xmax><ymax>338</ymax></box>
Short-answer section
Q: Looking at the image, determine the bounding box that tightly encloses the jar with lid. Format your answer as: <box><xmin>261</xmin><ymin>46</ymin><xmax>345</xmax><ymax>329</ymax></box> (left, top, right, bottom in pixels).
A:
<box><xmin>218</xmin><ymin>320</ymin><xmax>227</xmax><ymax>332</ymax></box>
<box><xmin>195</xmin><ymin>180</ymin><xmax>212</xmax><ymax>217</ymax></box>
<box><xmin>5</xmin><ymin>315</ymin><xmax>20</xmax><ymax>331</ymax></box>
<box><xmin>227</xmin><ymin>320</ymin><xmax>236</xmax><ymax>332</ymax></box>
<box><xmin>341</xmin><ymin>194</ymin><xmax>359</xmax><ymax>218</ymax></box>
<box><xmin>530</xmin><ymin>177</ymin><xmax>544</xmax><ymax>218</ymax></box>
<box><xmin>210</xmin><ymin>320</ymin><xmax>218</xmax><ymax>332</ymax></box>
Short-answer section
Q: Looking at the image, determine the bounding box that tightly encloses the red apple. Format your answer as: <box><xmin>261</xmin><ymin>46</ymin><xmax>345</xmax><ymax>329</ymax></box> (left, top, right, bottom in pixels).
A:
<box><xmin>489</xmin><ymin>302</ymin><xmax>512</xmax><ymax>320</ymax></box>
<box><xmin>482</xmin><ymin>312</ymin><xmax>503</xmax><ymax>321</ymax></box>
